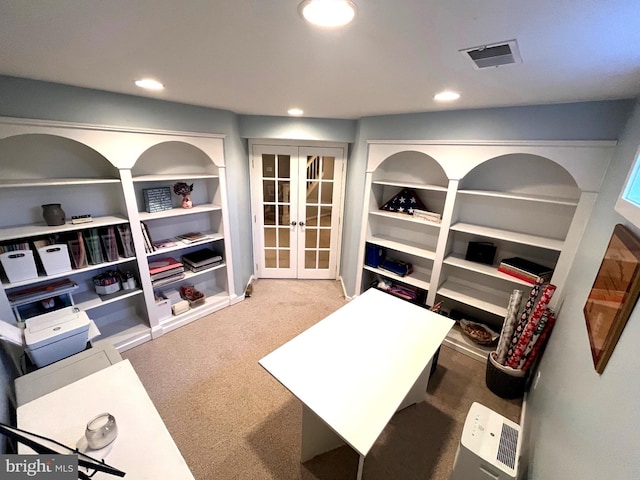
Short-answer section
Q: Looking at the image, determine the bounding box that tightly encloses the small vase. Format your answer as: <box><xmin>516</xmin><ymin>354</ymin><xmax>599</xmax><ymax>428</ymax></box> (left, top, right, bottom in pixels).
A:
<box><xmin>182</xmin><ymin>194</ymin><xmax>193</xmax><ymax>209</ymax></box>
<box><xmin>42</xmin><ymin>203</ymin><xmax>66</xmax><ymax>226</ymax></box>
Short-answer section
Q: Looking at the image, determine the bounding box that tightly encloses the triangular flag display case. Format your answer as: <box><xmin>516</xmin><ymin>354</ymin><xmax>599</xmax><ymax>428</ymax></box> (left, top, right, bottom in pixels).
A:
<box><xmin>380</xmin><ymin>187</ymin><xmax>428</xmax><ymax>215</ymax></box>
<box><xmin>0</xmin><ymin>116</ymin><xmax>237</xmax><ymax>353</ymax></box>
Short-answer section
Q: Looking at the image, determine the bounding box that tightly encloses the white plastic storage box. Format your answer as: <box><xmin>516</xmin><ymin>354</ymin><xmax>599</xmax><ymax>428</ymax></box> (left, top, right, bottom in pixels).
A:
<box><xmin>36</xmin><ymin>244</ymin><xmax>72</xmax><ymax>276</ymax></box>
<box><xmin>155</xmin><ymin>298</ymin><xmax>172</xmax><ymax>321</ymax></box>
<box><xmin>0</xmin><ymin>250</ymin><xmax>38</xmax><ymax>283</ymax></box>
<box><xmin>23</xmin><ymin>307</ymin><xmax>91</xmax><ymax>368</ymax></box>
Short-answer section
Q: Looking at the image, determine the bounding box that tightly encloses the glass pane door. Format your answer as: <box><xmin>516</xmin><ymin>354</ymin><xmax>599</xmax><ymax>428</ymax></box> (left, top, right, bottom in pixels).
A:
<box><xmin>252</xmin><ymin>145</ymin><xmax>298</xmax><ymax>278</ymax></box>
<box><xmin>297</xmin><ymin>148</ymin><xmax>344</xmax><ymax>279</ymax></box>
<box><xmin>251</xmin><ymin>144</ymin><xmax>344</xmax><ymax>279</ymax></box>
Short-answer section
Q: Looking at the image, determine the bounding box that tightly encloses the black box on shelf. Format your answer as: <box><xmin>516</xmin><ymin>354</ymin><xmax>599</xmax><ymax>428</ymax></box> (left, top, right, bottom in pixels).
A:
<box><xmin>465</xmin><ymin>241</ymin><xmax>497</xmax><ymax>265</ymax></box>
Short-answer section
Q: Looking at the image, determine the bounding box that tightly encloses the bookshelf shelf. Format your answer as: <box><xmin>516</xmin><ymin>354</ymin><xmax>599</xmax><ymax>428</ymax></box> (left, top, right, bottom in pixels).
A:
<box><xmin>0</xmin><ymin>215</ymin><xmax>129</xmax><ymax>242</ymax></box>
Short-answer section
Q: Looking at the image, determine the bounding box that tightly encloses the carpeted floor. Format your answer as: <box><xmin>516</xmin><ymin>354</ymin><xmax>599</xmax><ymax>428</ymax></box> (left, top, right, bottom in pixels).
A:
<box><xmin>123</xmin><ymin>279</ymin><xmax>521</xmax><ymax>479</ymax></box>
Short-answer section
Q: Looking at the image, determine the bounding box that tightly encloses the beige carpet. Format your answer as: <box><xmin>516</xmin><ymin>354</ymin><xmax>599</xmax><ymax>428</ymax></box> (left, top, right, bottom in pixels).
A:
<box><xmin>123</xmin><ymin>279</ymin><xmax>521</xmax><ymax>480</ymax></box>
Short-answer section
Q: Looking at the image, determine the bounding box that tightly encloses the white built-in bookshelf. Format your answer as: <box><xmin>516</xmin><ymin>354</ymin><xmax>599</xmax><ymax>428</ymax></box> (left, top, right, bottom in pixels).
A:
<box><xmin>356</xmin><ymin>141</ymin><xmax>616</xmax><ymax>362</ymax></box>
<box><xmin>0</xmin><ymin>116</ymin><xmax>236</xmax><ymax>353</ymax></box>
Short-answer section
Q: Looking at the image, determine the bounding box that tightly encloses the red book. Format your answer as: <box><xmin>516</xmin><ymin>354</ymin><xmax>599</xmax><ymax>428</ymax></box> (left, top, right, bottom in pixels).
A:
<box><xmin>148</xmin><ymin>257</ymin><xmax>183</xmax><ymax>275</ymax></box>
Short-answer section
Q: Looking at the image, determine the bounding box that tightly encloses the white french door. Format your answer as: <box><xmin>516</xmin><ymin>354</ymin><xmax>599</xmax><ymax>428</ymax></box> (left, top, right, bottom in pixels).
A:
<box><xmin>250</xmin><ymin>142</ymin><xmax>346</xmax><ymax>279</ymax></box>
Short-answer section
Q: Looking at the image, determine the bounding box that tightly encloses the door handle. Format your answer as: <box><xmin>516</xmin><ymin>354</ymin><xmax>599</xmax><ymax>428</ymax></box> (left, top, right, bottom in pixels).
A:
<box><xmin>291</xmin><ymin>221</ymin><xmax>297</xmax><ymax>226</ymax></box>
<box><xmin>299</xmin><ymin>221</ymin><xmax>305</xmax><ymax>227</ymax></box>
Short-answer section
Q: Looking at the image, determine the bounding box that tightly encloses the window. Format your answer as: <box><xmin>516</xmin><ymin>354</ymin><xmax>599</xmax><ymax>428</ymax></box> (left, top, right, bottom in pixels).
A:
<box><xmin>615</xmin><ymin>144</ymin><xmax>640</xmax><ymax>227</ymax></box>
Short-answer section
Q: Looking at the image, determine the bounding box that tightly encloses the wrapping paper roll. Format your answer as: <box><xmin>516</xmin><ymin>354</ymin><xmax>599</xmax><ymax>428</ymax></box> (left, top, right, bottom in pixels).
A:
<box><xmin>522</xmin><ymin>311</ymin><xmax>557</xmax><ymax>371</ymax></box>
<box><xmin>495</xmin><ymin>289</ymin><xmax>523</xmax><ymax>365</ymax></box>
<box><xmin>507</xmin><ymin>277</ymin><xmax>545</xmax><ymax>361</ymax></box>
<box><xmin>517</xmin><ymin>309</ymin><xmax>551</xmax><ymax>370</ymax></box>
<box><xmin>507</xmin><ymin>283</ymin><xmax>556</xmax><ymax>368</ymax></box>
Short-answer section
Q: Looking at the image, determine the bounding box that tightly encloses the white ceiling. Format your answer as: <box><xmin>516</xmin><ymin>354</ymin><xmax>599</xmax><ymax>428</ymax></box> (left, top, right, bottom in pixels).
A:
<box><xmin>1</xmin><ymin>1</ymin><xmax>639</xmax><ymax>119</ymax></box>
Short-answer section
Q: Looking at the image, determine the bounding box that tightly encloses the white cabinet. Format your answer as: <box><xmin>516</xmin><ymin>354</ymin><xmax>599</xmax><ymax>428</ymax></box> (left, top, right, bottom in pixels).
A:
<box><xmin>357</xmin><ymin>141</ymin><xmax>615</xmax><ymax>362</ymax></box>
<box><xmin>0</xmin><ymin>117</ymin><xmax>235</xmax><ymax>353</ymax></box>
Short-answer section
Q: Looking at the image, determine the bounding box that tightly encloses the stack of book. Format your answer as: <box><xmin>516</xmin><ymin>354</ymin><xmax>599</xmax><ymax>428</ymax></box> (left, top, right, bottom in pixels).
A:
<box><xmin>498</xmin><ymin>257</ymin><xmax>553</xmax><ymax>284</ymax></box>
<box><xmin>148</xmin><ymin>257</ymin><xmax>184</xmax><ymax>287</ymax></box>
<box><xmin>182</xmin><ymin>248</ymin><xmax>223</xmax><ymax>273</ymax></box>
<box><xmin>176</xmin><ymin>232</ymin><xmax>209</xmax><ymax>244</ymax></box>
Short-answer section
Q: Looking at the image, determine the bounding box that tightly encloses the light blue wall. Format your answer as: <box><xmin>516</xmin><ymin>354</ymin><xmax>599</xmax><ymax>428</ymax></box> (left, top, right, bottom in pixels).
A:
<box><xmin>525</xmin><ymin>99</ymin><xmax>640</xmax><ymax>480</ymax></box>
<box><xmin>2</xmin><ymin>75</ymin><xmax>639</xmax><ymax>474</ymax></box>
<box><xmin>340</xmin><ymin>101</ymin><xmax>635</xmax><ymax>298</ymax></box>
<box><xmin>0</xmin><ymin>75</ymin><xmax>253</xmax><ymax>300</ymax></box>
<box><xmin>238</xmin><ymin>115</ymin><xmax>356</xmax><ymax>142</ymax></box>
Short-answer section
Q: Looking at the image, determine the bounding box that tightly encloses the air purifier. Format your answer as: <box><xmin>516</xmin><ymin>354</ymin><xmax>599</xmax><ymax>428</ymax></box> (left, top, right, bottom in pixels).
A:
<box><xmin>450</xmin><ymin>402</ymin><xmax>522</xmax><ymax>480</ymax></box>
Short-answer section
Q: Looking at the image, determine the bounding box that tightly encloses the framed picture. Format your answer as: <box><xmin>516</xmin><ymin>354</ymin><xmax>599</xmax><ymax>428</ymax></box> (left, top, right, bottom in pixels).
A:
<box><xmin>583</xmin><ymin>224</ymin><xmax>640</xmax><ymax>374</ymax></box>
<box><xmin>143</xmin><ymin>187</ymin><xmax>173</xmax><ymax>213</ymax></box>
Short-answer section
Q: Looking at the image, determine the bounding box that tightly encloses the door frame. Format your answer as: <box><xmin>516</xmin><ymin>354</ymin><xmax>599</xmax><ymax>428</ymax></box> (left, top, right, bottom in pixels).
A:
<box><xmin>248</xmin><ymin>139</ymin><xmax>348</xmax><ymax>280</ymax></box>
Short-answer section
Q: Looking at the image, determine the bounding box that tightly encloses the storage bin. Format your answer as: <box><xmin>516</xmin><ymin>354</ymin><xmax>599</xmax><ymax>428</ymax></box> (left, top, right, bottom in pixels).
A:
<box><xmin>155</xmin><ymin>298</ymin><xmax>172</xmax><ymax>321</ymax></box>
<box><xmin>37</xmin><ymin>244</ymin><xmax>72</xmax><ymax>276</ymax></box>
<box><xmin>485</xmin><ymin>351</ymin><xmax>527</xmax><ymax>399</ymax></box>
<box><xmin>1</xmin><ymin>250</ymin><xmax>38</xmax><ymax>283</ymax></box>
<box><xmin>95</xmin><ymin>282</ymin><xmax>121</xmax><ymax>295</ymax></box>
<box><xmin>365</xmin><ymin>243</ymin><xmax>385</xmax><ymax>268</ymax></box>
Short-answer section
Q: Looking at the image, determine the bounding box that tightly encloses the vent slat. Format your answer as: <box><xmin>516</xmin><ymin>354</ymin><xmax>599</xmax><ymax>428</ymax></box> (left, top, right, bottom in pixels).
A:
<box><xmin>460</xmin><ymin>39</ymin><xmax>522</xmax><ymax>69</ymax></box>
<box><xmin>497</xmin><ymin>423</ymin><xmax>518</xmax><ymax>470</ymax></box>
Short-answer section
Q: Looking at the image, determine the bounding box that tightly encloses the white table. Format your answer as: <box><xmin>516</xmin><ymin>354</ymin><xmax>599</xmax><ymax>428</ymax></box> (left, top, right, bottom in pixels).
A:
<box><xmin>259</xmin><ymin>288</ymin><xmax>454</xmax><ymax>479</ymax></box>
<box><xmin>17</xmin><ymin>359</ymin><xmax>194</xmax><ymax>479</ymax></box>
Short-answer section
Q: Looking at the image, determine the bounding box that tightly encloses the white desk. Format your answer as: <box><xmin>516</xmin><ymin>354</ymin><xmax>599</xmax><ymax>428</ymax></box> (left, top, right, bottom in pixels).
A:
<box><xmin>18</xmin><ymin>359</ymin><xmax>194</xmax><ymax>479</ymax></box>
<box><xmin>259</xmin><ymin>288</ymin><xmax>454</xmax><ymax>479</ymax></box>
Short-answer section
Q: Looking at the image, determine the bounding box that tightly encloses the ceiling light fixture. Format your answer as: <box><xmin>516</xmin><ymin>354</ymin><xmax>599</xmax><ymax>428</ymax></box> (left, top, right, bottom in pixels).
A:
<box><xmin>298</xmin><ymin>0</ymin><xmax>357</xmax><ymax>28</ymax></box>
<box><xmin>288</xmin><ymin>108</ymin><xmax>304</xmax><ymax>116</ymax></box>
<box><xmin>434</xmin><ymin>91</ymin><xmax>461</xmax><ymax>102</ymax></box>
<box><xmin>135</xmin><ymin>78</ymin><xmax>164</xmax><ymax>91</ymax></box>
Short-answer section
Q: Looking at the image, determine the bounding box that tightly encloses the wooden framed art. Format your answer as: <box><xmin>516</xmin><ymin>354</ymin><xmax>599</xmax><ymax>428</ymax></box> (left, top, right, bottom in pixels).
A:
<box><xmin>583</xmin><ymin>224</ymin><xmax>640</xmax><ymax>374</ymax></box>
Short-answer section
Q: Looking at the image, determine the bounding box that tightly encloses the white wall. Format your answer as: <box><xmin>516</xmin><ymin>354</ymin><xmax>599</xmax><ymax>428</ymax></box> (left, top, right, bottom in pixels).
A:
<box><xmin>525</xmin><ymin>99</ymin><xmax>640</xmax><ymax>480</ymax></box>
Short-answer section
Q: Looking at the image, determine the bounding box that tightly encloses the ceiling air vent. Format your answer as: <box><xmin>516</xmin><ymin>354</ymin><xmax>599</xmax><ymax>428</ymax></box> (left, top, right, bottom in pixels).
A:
<box><xmin>460</xmin><ymin>39</ymin><xmax>522</xmax><ymax>69</ymax></box>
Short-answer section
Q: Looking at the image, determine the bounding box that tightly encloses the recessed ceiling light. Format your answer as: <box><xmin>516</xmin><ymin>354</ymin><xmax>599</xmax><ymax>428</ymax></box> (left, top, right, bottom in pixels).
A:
<box><xmin>288</xmin><ymin>108</ymin><xmax>304</xmax><ymax>116</ymax></box>
<box><xmin>135</xmin><ymin>78</ymin><xmax>164</xmax><ymax>91</ymax></box>
<box><xmin>298</xmin><ymin>0</ymin><xmax>357</xmax><ymax>28</ymax></box>
<box><xmin>434</xmin><ymin>91</ymin><xmax>460</xmax><ymax>102</ymax></box>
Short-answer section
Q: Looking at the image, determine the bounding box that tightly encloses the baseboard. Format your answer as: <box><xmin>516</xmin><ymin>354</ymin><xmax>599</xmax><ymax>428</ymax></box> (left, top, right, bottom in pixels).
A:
<box><xmin>338</xmin><ymin>276</ymin><xmax>353</xmax><ymax>301</ymax></box>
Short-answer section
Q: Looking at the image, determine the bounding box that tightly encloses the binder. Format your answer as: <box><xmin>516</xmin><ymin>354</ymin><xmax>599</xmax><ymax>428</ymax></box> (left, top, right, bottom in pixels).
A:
<box><xmin>68</xmin><ymin>231</ymin><xmax>88</xmax><ymax>269</ymax></box>
<box><xmin>116</xmin><ymin>224</ymin><xmax>136</xmax><ymax>258</ymax></box>
<box><xmin>100</xmin><ymin>226</ymin><xmax>119</xmax><ymax>262</ymax></box>
<box><xmin>83</xmin><ymin>228</ymin><xmax>104</xmax><ymax>265</ymax></box>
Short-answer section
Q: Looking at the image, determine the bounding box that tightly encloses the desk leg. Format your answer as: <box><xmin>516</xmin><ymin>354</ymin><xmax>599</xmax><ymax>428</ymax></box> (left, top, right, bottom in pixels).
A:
<box><xmin>397</xmin><ymin>358</ymin><xmax>432</xmax><ymax>411</ymax></box>
<box><xmin>356</xmin><ymin>454</ymin><xmax>365</xmax><ymax>480</ymax></box>
<box><xmin>300</xmin><ymin>404</ymin><xmax>345</xmax><ymax>462</ymax></box>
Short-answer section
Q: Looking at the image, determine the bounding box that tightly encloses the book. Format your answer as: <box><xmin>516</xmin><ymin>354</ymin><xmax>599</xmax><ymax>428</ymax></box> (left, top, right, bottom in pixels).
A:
<box><xmin>152</xmin><ymin>238</ymin><xmax>178</xmax><ymax>249</ymax></box>
<box><xmin>176</xmin><ymin>232</ymin><xmax>209</xmax><ymax>244</ymax></box>
<box><xmin>182</xmin><ymin>248</ymin><xmax>222</xmax><ymax>268</ymax></box>
<box><xmin>148</xmin><ymin>257</ymin><xmax>183</xmax><ymax>275</ymax></box>
<box><xmin>500</xmin><ymin>257</ymin><xmax>553</xmax><ymax>277</ymax></box>
<box><xmin>150</xmin><ymin>266</ymin><xmax>185</xmax><ymax>281</ymax></box>
<box><xmin>152</xmin><ymin>273</ymin><xmax>185</xmax><ymax>288</ymax></box>
<box><xmin>141</xmin><ymin>222</ymin><xmax>155</xmax><ymax>253</ymax></box>
<box><xmin>497</xmin><ymin>265</ymin><xmax>542</xmax><ymax>284</ymax></box>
